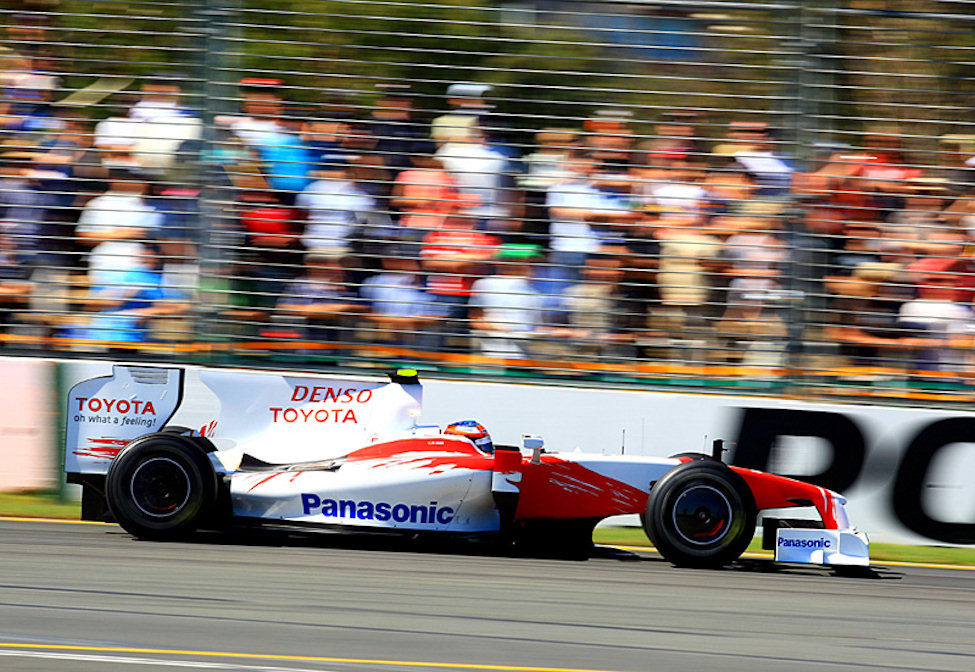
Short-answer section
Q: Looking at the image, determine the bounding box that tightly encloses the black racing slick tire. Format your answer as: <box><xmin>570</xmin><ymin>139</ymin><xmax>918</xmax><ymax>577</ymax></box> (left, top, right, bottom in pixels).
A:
<box><xmin>643</xmin><ymin>460</ymin><xmax>756</xmax><ymax>568</ymax></box>
<box><xmin>105</xmin><ymin>434</ymin><xmax>217</xmax><ymax>540</ymax></box>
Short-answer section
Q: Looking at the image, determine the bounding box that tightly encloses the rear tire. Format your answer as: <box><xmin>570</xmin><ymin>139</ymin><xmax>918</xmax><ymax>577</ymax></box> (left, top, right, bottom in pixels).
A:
<box><xmin>105</xmin><ymin>434</ymin><xmax>217</xmax><ymax>540</ymax></box>
<box><xmin>643</xmin><ymin>461</ymin><xmax>756</xmax><ymax>568</ymax></box>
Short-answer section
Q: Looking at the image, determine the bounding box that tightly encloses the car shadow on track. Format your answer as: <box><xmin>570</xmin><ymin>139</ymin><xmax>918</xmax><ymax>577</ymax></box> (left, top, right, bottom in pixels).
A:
<box><xmin>121</xmin><ymin>526</ymin><xmax>899</xmax><ymax>580</ymax></box>
<box><xmin>733</xmin><ymin>557</ymin><xmax>898</xmax><ymax>580</ymax></box>
<box><xmin>595</xmin><ymin>546</ymin><xmax>897</xmax><ymax>579</ymax></box>
<box><xmin>163</xmin><ymin>526</ymin><xmax>601</xmax><ymax>561</ymax></box>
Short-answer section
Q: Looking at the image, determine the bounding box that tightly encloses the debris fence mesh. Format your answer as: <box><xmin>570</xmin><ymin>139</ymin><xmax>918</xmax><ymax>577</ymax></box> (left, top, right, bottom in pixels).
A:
<box><xmin>1</xmin><ymin>0</ymin><xmax>974</xmax><ymax>405</ymax></box>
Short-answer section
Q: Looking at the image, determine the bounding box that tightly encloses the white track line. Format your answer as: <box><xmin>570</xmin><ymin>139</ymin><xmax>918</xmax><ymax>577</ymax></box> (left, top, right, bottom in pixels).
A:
<box><xmin>0</xmin><ymin>649</ymin><xmax>345</xmax><ymax>671</ymax></box>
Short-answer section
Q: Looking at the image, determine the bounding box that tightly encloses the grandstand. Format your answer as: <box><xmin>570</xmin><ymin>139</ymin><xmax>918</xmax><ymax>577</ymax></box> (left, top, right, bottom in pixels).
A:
<box><xmin>1</xmin><ymin>0</ymin><xmax>974</xmax><ymax>406</ymax></box>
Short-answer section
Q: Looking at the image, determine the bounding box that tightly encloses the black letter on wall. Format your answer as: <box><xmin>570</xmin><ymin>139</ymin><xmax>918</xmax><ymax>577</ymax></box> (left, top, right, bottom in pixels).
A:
<box><xmin>892</xmin><ymin>418</ymin><xmax>975</xmax><ymax>545</ymax></box>
<box><xmin>732</xmin><ymin>408</ymin><xmax>866</xmax><ymax>493</ymax></box>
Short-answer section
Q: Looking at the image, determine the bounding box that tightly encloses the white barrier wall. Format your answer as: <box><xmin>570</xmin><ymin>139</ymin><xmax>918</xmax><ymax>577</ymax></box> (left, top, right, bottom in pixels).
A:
<box><xmin>59</xmin><ymin>361</ymin><xmax>975</xmax><ymax>546</ymax></box>
<box><xmin>0</xmin><ymin>359</ymin><xmax>57</xmax><ymax>492</ymax></box>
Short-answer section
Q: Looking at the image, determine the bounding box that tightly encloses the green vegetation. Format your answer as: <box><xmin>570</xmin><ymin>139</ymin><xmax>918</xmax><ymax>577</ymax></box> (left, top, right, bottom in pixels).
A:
<box><xmin>2</xmin><ymin>492</ymin><xmax>972</xmax><ymax>566</ymax></box>
<box><xmin>0</xmin><ymin>490</ymin><xmax>81</xmax><ymax>520</ymax></box>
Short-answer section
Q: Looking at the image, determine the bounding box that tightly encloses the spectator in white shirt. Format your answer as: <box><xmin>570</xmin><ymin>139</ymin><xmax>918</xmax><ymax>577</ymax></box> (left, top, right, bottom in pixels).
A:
<box><xmin>76</xmin><ymin>169</ymin><xmax>162</xmax><ymax>285</ymax></box>
<box><xmin>126</xmin><ymin>75</ymin><xmax>202</xmax><ymax>170</ymax></box>
<box><xmin>726</xmin><ymin>121</ymin><xmax>793</xmax><ymax>197</ymax></box>
<box><xmin>436</xmin><ymin>127</ymin><xmax>512</xmax><ymax>230</ymax></box>
<box><xmin>297</xmin><ymin>157</ymin><xmax>375</xmax><ymax>254</ymax></box>
<box><xmin>128</xmin><ymin>76</ymin><xmax>192</xmax><ymax>122</ymax></box>
<box><xmin>898</xmin><ymin>268</ymin><xmax>975</xmax><ymax>371</ymax></box>
<box><xmin>546</xmin><ymin>150</ymin><xmax>639</xmax><ymax>277</ymax></box>
<box><xmin>470</xmin><ymin>244</ymin><xmax>546</xmax><ymax>359</ymax></box>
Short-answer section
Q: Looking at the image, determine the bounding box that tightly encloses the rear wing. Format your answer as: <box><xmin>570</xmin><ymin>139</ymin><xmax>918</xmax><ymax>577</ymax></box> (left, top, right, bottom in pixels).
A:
<box><xmin>65</xmin><ymin>365</ymin><xmax>424</xmax><ymax>476</ymax></box>
<box><xmin>65</xmin><ymin>365</ymin><xmax>184</xmax><ymax>475</ymax></box>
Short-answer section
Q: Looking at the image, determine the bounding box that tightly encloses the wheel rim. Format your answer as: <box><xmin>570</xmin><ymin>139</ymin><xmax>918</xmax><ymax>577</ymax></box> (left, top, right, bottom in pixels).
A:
<box><xmin>672</xmin><ymin>484</ymin><xmax>733</xmax><ymax>546</ymax></box>
<box><xmin>130</xmin><ymin>457</ymin><xmax>191</xmax><ymax>518</ymax></box>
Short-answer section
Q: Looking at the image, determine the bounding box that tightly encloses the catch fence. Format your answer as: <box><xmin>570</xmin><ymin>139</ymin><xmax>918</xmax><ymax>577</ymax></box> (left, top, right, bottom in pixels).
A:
<box><xmin>1</xmin><ymin>0</ymin><xmax>974</xmax><ymax>405</ymax></box>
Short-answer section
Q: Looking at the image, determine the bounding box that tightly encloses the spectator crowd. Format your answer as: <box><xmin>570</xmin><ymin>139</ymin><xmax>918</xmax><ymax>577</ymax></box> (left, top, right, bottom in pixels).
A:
<box><xmin>2</xmin><ymin>44</ymin><xmax>975</xmax><ymax>382</ymax></box>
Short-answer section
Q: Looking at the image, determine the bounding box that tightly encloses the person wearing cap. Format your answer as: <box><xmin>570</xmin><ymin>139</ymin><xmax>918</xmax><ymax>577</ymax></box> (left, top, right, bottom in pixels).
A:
<box><xmin>431</xmin><ymin>83</ymin><xmax>493</xmax><ymax>146</ymax></box>
<box><xmin>583</xmin><ymin>109</ymin><xmax>636</xmax><ymax>194</ymax></box>
<box><xmin>219</xmin><ymin>77</ymin><xmax>287</xmax><ymax>140</ymax></box>
<box><xmin>469</xmin><ymin>244</ymin><xmax>546</xmax><ymax>359</ymax></box>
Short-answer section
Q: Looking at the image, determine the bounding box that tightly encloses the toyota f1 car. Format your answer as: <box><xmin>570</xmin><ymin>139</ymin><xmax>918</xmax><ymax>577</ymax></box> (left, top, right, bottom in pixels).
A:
<box><xmin>65</xmin><ymin>365</ymin><xmax>869</xmax><ymax>568</ymax></box>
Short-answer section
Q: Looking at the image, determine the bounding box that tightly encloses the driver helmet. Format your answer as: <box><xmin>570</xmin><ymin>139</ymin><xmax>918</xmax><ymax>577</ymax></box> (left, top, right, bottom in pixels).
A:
<box><xmin>444</xmin><ymin>420</ymin><xmax>494</xmax><ymax>454</ymax></box>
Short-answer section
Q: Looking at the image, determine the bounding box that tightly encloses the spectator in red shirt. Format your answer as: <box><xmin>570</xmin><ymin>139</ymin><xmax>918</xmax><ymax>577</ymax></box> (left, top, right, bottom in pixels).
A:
<box><xmin>237</xmin><ymin>191</ymin><xmax>301</xmax><ymax>308</ymax></box>
<box><xmin>390</xmin><ymin>142</ymin><xmax>473</xmax><ymax>241</ymax></box>
<box><xmin>420</xmin><ymin>212</ymin><xmax>499</xmax><ymax>350</ymax></box>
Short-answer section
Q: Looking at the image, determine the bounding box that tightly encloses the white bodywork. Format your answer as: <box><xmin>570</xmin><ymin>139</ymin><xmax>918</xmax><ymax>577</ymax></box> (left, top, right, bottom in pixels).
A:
<box><xmin>776</xmin><ymin>529</ymin><xmax>871</xmax><ymax>567</ymax></box>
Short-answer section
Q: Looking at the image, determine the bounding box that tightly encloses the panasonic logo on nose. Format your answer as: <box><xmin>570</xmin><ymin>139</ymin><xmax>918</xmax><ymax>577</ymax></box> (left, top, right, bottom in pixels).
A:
<box><xmin>778</xmin><ymin>537</ymin><xmax>831</xmax><ymax>549</ymax></box>
<box><xmin>300</xmin><ymin>493</ymin><xmax>454</xmax><ymax>524</ymax></box>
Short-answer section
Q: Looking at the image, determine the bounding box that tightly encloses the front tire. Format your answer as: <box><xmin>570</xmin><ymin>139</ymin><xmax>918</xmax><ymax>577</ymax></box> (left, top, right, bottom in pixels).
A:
<box><xmin>105</xmin><ymin>434</ymin><xmax>217</xmax><ymax>540</ymax></box>
<box><xmin>643</xmin><ymin>461</ymin><xmax>756</xmax><ymax>568</ymax></box>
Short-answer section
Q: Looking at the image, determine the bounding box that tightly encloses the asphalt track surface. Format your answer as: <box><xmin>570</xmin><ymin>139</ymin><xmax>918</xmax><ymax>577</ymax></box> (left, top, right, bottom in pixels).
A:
<box><xmin>1</xmin><ymin>520</ymin><xmax>974</xmax><ymax>672</ymax></box>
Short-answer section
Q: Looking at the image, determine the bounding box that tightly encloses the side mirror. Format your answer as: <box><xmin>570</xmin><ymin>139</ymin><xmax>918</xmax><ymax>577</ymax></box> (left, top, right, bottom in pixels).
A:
<box><xmin>523</xmin><ymin>435</ymin><xmax>544</xmax><ymax>464</ymax></box>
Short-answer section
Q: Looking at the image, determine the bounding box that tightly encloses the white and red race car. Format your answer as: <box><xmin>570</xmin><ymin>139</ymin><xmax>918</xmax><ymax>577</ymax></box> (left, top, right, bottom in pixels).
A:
<box><xmin>65</xmin><ymin>365</ymin><xmax>869</xmax><ymax>568</ymax></box>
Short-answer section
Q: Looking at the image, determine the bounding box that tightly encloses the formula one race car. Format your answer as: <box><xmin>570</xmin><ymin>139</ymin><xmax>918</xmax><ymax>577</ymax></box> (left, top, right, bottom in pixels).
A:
<box><xmin>65</xmin><ymin>365</ymin><xmax>869</xmax><ymax>568</ymax></box>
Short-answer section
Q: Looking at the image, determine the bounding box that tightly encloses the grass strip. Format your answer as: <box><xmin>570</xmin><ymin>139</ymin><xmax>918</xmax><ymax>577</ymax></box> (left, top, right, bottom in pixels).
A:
<box><xmin>4</xmin><ymin>491</ymin><xmax>972</xmax><ymax>566</ymax></box>
<box><xmin>0</xmin><ymin>491</ymin><xmax>81</xmax><ymax>519</ymax></box>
